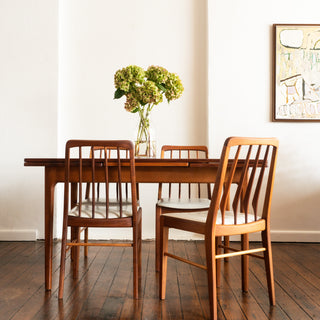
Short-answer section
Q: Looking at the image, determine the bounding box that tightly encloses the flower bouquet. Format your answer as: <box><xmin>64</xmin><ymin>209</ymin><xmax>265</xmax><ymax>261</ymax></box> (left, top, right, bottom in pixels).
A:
<box><xmin>114</xmin><ymin>65</ymin><xmax>184</xmax><ymax>157</ymax></box>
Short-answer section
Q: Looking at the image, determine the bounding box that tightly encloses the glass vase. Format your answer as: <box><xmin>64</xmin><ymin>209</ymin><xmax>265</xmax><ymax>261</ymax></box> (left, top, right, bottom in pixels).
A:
<box><xmin>135</xmin><ymin>112</ymin><xmax>156</xmax><ymax>158</ymax></box>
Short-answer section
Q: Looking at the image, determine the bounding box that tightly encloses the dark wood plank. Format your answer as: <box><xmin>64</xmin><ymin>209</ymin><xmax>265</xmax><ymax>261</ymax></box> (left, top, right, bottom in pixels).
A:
<box><xmin>1</xmin><ymin>241</ymin><xmax>320</xmax><ymax>320</ymax></box>
<box><xmin>172</xmin><ymin>240</ymin><xmax>206</xmax><ymax>319</ymax></box>
<box><xmin>196</xmin><ymin>241</ymin><xmax>247</xmax><ymax>320</ymax></box>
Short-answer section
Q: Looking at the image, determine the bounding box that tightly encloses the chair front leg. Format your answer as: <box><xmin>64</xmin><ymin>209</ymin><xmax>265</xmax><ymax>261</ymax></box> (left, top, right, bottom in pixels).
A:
<box><xmin>133</xmin><ymin>209</ymin><xmax>142</xmax><ymax>299</ymax></box>
<box><xmin>205</xmin><ymin>235</ymin><xmax>217</xmax><ymax>320</ymax></box>
<box><xmin>155</xmin><ymin>205</ymin><xmax>162</xmax><ymax>272</ymax></box>
<box><xmin>159</xmin><ymin>219</ymin><xmax>169</xmax><ymax>300</ymax></box>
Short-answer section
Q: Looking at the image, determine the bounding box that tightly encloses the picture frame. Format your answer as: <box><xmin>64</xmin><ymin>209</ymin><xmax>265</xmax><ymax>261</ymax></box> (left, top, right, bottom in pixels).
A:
<box><xmin>273</xmin><ymin>24</ymin><xmax>320</xmax><ymax>121</ymax></box>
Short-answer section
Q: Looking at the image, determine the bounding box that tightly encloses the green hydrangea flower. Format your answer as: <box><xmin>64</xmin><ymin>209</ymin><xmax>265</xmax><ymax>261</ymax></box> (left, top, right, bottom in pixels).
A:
<box><xmin>124</xmin><ymin>93</ymin><xmax>139</xmax><ymax>112</ymax></box>
<box><xmin>165</xmin><ymin>72</ymin><xmax>184</xmax><ymax>101</ymax></box>
<box><xmin>137</xmin><ymin>81</ymin><xmax>163</xmax><ymax>105</ymax></box>
<box><xmin>145</xmin><ymin>66</ymin><xmax>169</xmax><ymax>84</ymax></box>
<box><xmin>114</xmin><ymin>65</ymin><xmax>145</xmax><ymax>92</ymax></box>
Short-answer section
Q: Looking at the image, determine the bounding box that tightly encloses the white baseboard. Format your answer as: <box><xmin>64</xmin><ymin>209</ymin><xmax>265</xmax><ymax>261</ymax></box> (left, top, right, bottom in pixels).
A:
<box><xmin>0</xmin><ymin>229</ymin><xmax>38</xmax><ymax>241</ymax></box>
<box><xmin>270</xmin><ymin>230</ymin><xmax>320</xmax><ymax>242</ymax></box>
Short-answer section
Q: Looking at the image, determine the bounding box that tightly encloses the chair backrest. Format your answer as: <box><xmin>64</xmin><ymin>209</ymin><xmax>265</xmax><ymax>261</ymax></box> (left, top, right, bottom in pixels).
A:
<box><xmin>158</xmin><ymin>145</ymin><xmax>211</xmax><ymax>200</ymax></box>
<box><xmin>206</xmin><ymin>137</ymin><xmax>278</xmax><ymax>232</ymax></box>
<box><xmin>85</xmin><ymin>146</ymin><xmax>139</xmax><ymax>201</ymax></box>
<box><xmin>64</xmin><ymin>140</ymin><xmax>138</xmax><ymax>220</ymax></box>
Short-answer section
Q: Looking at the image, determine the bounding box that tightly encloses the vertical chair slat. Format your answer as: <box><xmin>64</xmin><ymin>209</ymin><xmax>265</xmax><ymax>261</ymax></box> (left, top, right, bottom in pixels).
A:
<box><xmin>79</xmin><ymin>147</ymin><xmax>82</xmax><ymax>217</ymax></box>
<box><xmin>168</xmin><ymin>150</ymin><xmax>172</xmax><ymax>198</ymax></box>
<box><xmin>242</xmin><ymin>145</ymin><xmax>261</xmax><ymax>218</ymax></box>
<box><xmin>220</xmin><ymin>145</ymin><xmax>241</xmax><ymax>224</ymax></box>
<box><xmin>232</xmin><ymin>145</ymin><xmax>252</xmax><ymax>224</ymax></box>
<box><xmin>188</xmin><ymin>150</ymin><xmax>191</xmax><ymax>198</ymax></box>
<box><xmin>117</xmin><ymin>147</ymin><xmax>123</xmax><ymax>218</ymax></box>
<box><xmin>104</xmin><ymin>148</ymin><xmax>109</xmax><ymax>219</ymax></box>
<box><xmin>91</xmin><ymin>146</ymin><xmax>95</xmax><ymax>219</ymax></box>
<box><xmin>253</xmin><ymin>145</ymin><xmax>270</xmax><ymax>219</ymax></box>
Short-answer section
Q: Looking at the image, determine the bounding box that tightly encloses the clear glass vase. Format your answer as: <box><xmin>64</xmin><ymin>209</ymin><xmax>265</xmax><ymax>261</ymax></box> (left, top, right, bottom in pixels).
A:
<box><xmin>135</xmin><ymin>112</ymin><xmax>156</xmax><ymax>158</ymax></box>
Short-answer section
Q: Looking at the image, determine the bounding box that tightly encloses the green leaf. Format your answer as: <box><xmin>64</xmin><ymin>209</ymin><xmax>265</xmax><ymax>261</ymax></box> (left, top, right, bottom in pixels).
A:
<box><xmin>156</xmin><ymin>83</ymin><xmax>167</xmax><ymax>92</ymax></box>
<box><xmin>114</xmin><ymin>88</ymin><xmax>126</xmax><ymax>99</ymax></box>
<box><xmin>131</xmin><ymin>108</ymin><xmax>139</xmax><ymax>113</ymax></box>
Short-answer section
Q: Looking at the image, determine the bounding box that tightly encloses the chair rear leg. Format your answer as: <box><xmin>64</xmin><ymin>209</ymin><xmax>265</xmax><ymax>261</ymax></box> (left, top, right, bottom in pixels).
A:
<box><xmin>59</xmin><ymin>225</ymin><xmax>68</xmax><ymax>299</ymax></box>
<box><xmin>160</xmin><ymin>222</ymin><xmax>169</xmax><ymax>300</ymax></box>
<box><xmin>215</xmin><ymin>236</ymin><xmax>222</xmax><ymax>288</ymax></box>
<box><xmin>71</xmin><ymin>226</ymin><xmax>80</xmax><ymax>279</ymax></box>
<box><xmin>224</xmin><ymin>235</ymin><xmax>230</xmax><ymax>262</ymax></box>
<box><xmin>262</xmin><ymin>230</ymin><xmax>276</xmax><ymax>305</ymax></box>
<box><xmin>84</xmin><ymin>227</ymin><xmax>88</xmax><ymax>257</ymax></box>
<box><xmin>206</xmin><ymin>235</ymin><xmax>217</xmax><ymax>320</ymax></box>
<box><xmin>241</xmin><ymin>233</ymin><xmax>249</xmax><ymax>292</ymax></box>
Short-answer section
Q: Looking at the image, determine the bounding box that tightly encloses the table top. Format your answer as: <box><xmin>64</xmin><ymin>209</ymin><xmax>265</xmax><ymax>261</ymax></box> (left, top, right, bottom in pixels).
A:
<box><xmin>24</xmin><ymin>158</ymin><xmax>222</xmax><ymax>168</ymax></box>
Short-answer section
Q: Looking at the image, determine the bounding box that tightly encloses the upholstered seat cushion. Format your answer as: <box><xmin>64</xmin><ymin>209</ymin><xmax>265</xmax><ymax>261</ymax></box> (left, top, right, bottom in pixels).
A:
<box><xmin>162</xmin><ymin>210</ymin><xmax>261</xmax><ymax>225</ymax></box>
<box><xmin>83</xmin><ymin>197</ymin><xmax>137</xmax><ymax>206</ymax></box>
<box><xmin>69</xmin><ymin>203</ymin><xmax>135</xmax><ymax>219</ymax></box>
<box><xmin>157</xmin><ymin>198</ymin><xmax>211</xmax><ymax>210</ymax></box>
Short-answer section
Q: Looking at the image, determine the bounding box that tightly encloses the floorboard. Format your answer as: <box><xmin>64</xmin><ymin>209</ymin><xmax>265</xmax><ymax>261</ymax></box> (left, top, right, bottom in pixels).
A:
<box><xmin>0</xmin><ymin>241</ymin><xmax>320</xmax><ymax>320</ymax></box>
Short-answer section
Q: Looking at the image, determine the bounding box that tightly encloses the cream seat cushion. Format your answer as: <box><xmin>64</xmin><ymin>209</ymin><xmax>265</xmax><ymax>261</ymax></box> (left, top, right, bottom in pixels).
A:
<box><xmin>162</xmin><ymin>210</ymin><xmax>261</xmax><ymax>225</ymax></box>
<box><xmin>157</xmin><ymin>198</ymin><xmax>211</xmax><ymax>210</ymax></box>
<box><xmin>69</xmin><ymin>203</ymin><xmax>135</xmax><ymax>219</ymax></box>
<box><xmin>83</xmin><ymin>197</ymin><xmax>137</xmax><ymax>206</ymax></box>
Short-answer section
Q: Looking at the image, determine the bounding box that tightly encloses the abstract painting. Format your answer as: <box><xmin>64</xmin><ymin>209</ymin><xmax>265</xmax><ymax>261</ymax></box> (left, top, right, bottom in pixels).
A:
<box><xmin>273</xmin><ymin>24</ymin><xmax>320</xmax><ymax>121</ymax></box>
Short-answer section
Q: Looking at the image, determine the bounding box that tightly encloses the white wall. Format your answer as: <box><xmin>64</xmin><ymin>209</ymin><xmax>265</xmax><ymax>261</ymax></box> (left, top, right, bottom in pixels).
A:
<box><xmin>2</xmin><ymin>0</ymin><xmax>320</xmax><ymax>242</ymax></box>
<box><xmin>209</xmin><ymin>0</ymin><xmax>320</xmax><ymax>241</ymax></box>
<box><xmin>0</xmin><ymin>0</ymin><xmax>58</xmax><ymax>240</ymax></box>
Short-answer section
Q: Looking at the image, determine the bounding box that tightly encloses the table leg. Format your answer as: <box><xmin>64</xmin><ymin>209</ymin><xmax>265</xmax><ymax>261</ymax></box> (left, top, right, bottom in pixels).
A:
<box><xmin>44</xmin><ymin>168</ymin><xmax>56</xmax><ymax>291</ymax></box>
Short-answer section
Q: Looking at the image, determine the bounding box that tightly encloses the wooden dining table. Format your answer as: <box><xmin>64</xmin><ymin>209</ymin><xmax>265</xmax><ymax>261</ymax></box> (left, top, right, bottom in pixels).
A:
<box><xmin>24</xmin><ymin>157</ymin><xmax>243</xmax><ymax>291</ymax></box>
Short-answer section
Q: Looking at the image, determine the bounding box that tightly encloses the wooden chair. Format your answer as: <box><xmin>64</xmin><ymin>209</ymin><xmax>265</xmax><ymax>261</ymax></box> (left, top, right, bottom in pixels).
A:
<box><xmin>59</xmin><ymin>140</ymin><xmax>142</xmax><ymax>299</ymax></box>
<box><xmin>159</xmin><ymin>137</ymin><xmax>278</xmax><ymax>319</ymax></box>
<box><xmin>155</xmin><ymin>145</ymin><xmax>211</xmax><ymax>271</ymax></box>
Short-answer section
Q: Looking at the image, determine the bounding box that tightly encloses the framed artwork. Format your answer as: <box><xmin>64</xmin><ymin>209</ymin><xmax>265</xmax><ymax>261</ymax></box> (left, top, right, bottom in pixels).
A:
<box><xmin>273</xmin><ymin>24</ymin><xmax>320</xmax><ymax>121</ymax></box>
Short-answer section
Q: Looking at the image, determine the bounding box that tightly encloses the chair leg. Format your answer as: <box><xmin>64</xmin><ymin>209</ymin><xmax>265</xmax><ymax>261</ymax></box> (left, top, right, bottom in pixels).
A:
<box><xmin>224</xmin><ymin>235</ymin><xmax>230</xmax><ymax>262</ymax></box>
<box><xmin>133</xmin><ymin>210</ymin><xmax>142</xmax><ymax>299</ymax></box>
<box><xmin>159</xmin><ymin>220</ymin><xmax>169</xmax><ymax>300</ymax></box>
<box><xmin>59</xmin><ymin>224</ymin><xmax>68</xmax><ymax>299</ymax></box>
<box><xmin>241</xmin><ymin>234</ymin><xmax>249</xmax><ymax>292</ymax></box>
<box><xmin>262</xmin><ymin>230</ymin><xmax>276</xmax><ymax>305</ymax></box>
<box><xmin>138</xmin><ymin>212</ymin><xmax>142</xmax><ymax>282</ymax></box>
<box><xmin>215</xmin><ymin>236</ymin><xmax>222</xmax><ymax>288</ymax></box>
<box><xmin>155</xmin><ymin>205</ymin><xmax>162</xmax><ymax>272</ymax></box>
<box><xmin>205</xmin><ymin>235</ymin><xmax>217</xmax><ymax>320</ymax></box>
<box><xmin>71</xmin><ymin>227</ymin><xmax>80</xmax><ymax>279</ymax></box>
<box><xmin>84</xmin><ymin>227</ymin><xmax>88</xmax><ymax>257</ymax></box>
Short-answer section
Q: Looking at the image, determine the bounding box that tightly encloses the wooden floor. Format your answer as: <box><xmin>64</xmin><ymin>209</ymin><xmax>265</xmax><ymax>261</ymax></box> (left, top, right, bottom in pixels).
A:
<box><xmin>1</xmin><ymin>241</ymin><xmax>320</xmax><ymax>320</ymax></box>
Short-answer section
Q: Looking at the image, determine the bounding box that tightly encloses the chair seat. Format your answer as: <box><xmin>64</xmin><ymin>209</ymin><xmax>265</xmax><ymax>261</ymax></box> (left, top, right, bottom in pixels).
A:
<box><xmin>157</xmin><ymin>198</ymin><xmax>211</xmax><ymax>210</ymax></box>
<box><xmin>70</xmin><ymin>203</ymin><xmax>136</xmax><ymax>219</ymax></box>
<box><xmin>162</xmin><ymin>210</ymin><xmax>261</xmax><ymax>225</ymax></box>
<box><xmin>83</xmin><ymin>197</ymin><xmax>138</xmax><ymax>206</ymax></box>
